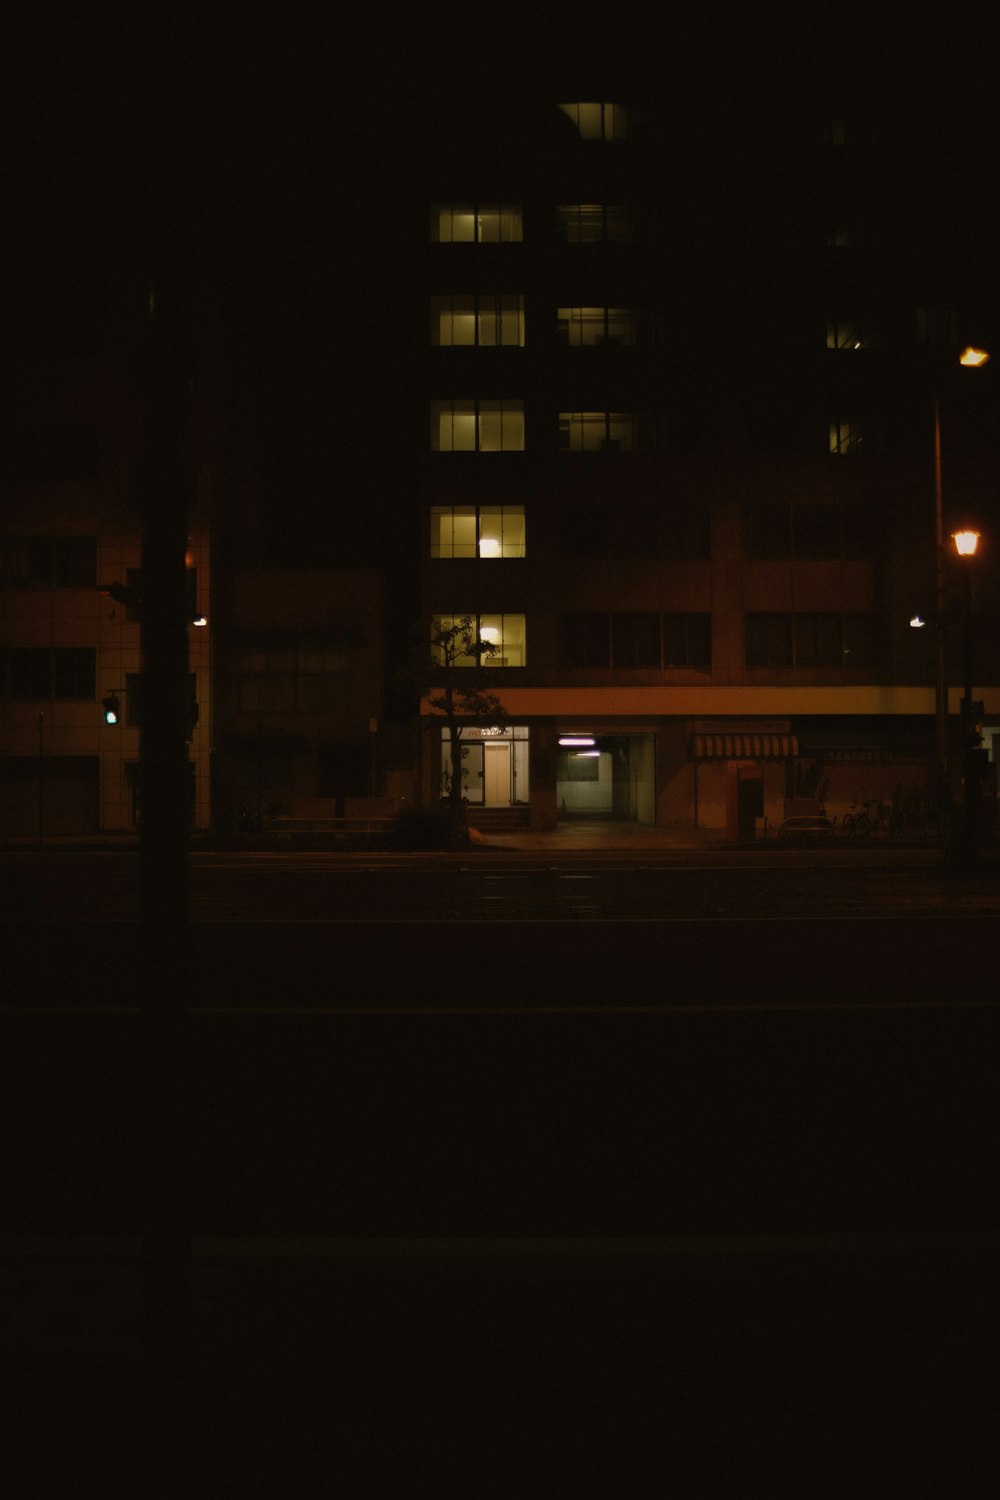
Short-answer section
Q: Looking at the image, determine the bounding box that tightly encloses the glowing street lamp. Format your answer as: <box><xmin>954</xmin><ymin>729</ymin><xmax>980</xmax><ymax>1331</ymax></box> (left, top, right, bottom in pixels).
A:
<box><xmin>951</xmin><ymin>528</ymin><xmax>980</xmax><ymax>557</ymax></box>
<box><xmin>932</xmin><ymin>349</ymin><xmax>989</xmax><ymax>803</ymax></box>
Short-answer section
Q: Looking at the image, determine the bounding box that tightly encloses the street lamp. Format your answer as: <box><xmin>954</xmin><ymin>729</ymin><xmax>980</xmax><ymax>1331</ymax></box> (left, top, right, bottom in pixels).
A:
<box><xmin>950</xmin><ymin>527</ymin><xmax>984</xmax><ymax>862</ymax></box>
<box><xmin>932</xmin><ymin>348</ymin><xmax>989</xmax><ymax>807</ymax></box>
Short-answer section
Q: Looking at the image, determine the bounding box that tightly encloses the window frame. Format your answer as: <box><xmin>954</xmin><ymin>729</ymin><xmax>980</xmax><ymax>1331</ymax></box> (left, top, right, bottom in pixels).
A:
<box><xmin>430</xmin><ymin>505</ymin><xmax>526</xmax><ymax>559</ymax></box>
<box><xmin>430</xmin><ymin>399</ymin><xmax>525</xmax><ymax>452</ymax></box>
<box><xmin>430</xmin><ymin>204</ymin><xmax>523</xmax><ymax>243</ymax></box>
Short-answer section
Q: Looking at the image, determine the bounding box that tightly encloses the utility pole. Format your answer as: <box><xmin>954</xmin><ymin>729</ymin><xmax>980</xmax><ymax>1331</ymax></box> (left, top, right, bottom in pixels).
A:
<box><xmin>134</xmin><ymin>290</ymin><xmax>196</xmax><ymax>1484</ymax></box>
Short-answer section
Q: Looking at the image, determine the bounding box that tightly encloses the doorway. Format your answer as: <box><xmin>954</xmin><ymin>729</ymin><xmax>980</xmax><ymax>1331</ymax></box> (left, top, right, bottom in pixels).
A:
<box><xmin>484</xmin><ymin>742</ymin><xmax>511</xmax><ymax>805</ymax></box>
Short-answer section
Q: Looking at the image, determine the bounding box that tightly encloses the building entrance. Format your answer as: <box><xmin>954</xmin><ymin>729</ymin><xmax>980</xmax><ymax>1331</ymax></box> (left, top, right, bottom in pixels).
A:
<box><xmin>556</xmin><ymin>733</ymin><xmax>656</xmax><ymax>823</ymax></box>
<box><xmin>440</xmin><ymin>724</ymin><xmax>529</xmax><ymax>808</ymax></box>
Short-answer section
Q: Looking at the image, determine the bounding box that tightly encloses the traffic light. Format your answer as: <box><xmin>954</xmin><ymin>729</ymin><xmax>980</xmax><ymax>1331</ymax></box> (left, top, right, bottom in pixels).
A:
<box><xmin>102</xmin><ymin>694</ymin><xmax>121</xmax><ymax>725</ymax></box>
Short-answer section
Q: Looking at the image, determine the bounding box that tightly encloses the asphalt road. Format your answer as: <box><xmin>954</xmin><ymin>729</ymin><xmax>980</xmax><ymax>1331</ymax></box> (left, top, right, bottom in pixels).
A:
<box><xmin>5</xmin><ymin>850</ymin><xmax>999</xmax><ymax>1490</ymax></box>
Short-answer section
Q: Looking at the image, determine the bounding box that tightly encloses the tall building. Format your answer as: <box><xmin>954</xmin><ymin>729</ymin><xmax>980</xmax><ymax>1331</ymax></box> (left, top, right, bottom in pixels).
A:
<box><xmin>416</xmin><ymin>81</ymin><xmax>1000</xmax><ymax>835</ymax></box>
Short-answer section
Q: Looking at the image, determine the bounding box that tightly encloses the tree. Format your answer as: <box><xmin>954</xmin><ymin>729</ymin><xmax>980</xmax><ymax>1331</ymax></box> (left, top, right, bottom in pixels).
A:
<box><xmin>425</xmin><ymin>616</ymin><xmax>507</xmax><ymax>817</ymax></box>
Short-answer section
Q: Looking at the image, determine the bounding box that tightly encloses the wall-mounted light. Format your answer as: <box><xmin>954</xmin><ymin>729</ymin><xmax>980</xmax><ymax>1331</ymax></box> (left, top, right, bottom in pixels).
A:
<box><xmin>559</xmin><ymin>735</ymin><xmax>595</xmax><ymax>747</ymax></box>
<box><xmin>959</xmin><ymin>347</ymin><xmax>989</xmax><ymax>368</ymax></box>
<box><xmin>909</xmin><ymin>614</ymin><xmax>927</xmax><ymax>629</ymax></box>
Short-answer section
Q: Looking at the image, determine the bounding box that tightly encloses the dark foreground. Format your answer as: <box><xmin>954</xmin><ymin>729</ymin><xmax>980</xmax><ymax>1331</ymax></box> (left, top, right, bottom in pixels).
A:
<box><xmin>4</xmin><ymin>856</ymin><xmax>1000</xmax><ymax>1492</ymax></box>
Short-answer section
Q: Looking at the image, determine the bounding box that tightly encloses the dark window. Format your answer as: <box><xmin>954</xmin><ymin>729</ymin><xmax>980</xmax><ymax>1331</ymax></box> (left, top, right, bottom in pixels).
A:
<box><xmin>8</xmin><ymin>649</ymin><xmax>52</xmax><ymax>698</ymax></box>
<box><xmin>794</xmin><ymin>508</ymin><xmax>842</xmax><ymax>560</ymax></box>
<box><xmin>744</xmin><ymin>506</ymin><xmax>792</xmax><ymax>560</ymax></box>
<box><xmin>746</xmin><ymin>613</ymin><xmax>884</xmax><ymax>670</ymax></box>
<box><xmin>662</xmin><ymin>507</ymin><xmax>710</xmax><ymax>561</ymax></box>
<box><xmin>3</xmin><ymin>429</ymin><xmax>101</xmax><ymax>484</ymax></box>
<box><xmin>663</xmin><ymin>613</ymin><xmax>712</xmax><ymax>667</ymax></box>
<box><xmin>53</xmin><ymin>648</ymin><xmax>96</xmax><ymax>699</ymax></box>
<box><xmin>744</xmin><ymin>505</ymin><xmax>878</xmax><ymax>562</ymax></box>
<box><xmin>794</xmin><ymin>614</ymin><xmax>843</xmax><ymax>666</ymax></box>
<box><xmin>612</xmin><ymin>613</ymin><xmax>660</xmax><ymax>667</ymax></box>
<box><xmin>5</xmin><ymin>647</ymin><xmax>95</xmax><ymax>699</ymax></box>
<box><xmin>561</xmin><ymin>613</ymin><xmax>610</xmax><ymax>668</ymax></box>
<box><xmin>843</xmin><ymin>614</ymin><xmax>885</xmax><ymax>669</ymax></box>
<box><xmin>2</xmin><ymin>536</ymin><xmax>96</xmax><ymax>588</ymax></box>
<box><xmin>745</xmin><ymin>614</ymin><xmax>793</xmax><ymax>668</ymax></box>
<box><xmin>561</xmin><ymin>503</ymin><xmax>610</xmax><ymax>558</ymax></box>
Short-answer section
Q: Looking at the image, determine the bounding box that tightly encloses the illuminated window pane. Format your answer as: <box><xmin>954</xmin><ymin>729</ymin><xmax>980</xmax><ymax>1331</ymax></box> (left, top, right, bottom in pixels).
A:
<box><xmin>430</xmin><ymin>505</ymin><xmax>525</xmax><ymax>558</ymax></box>
<box><xmin>556</xmin><ymin>103</ymin><xmax>629</xmax><ymax>141</ymax></box>
<box><xmin>431</xmin><ymin>400</ymin><xmax>524</xmax><ymax>452</ymax></box>
<box><xmin>498</xmin><ymin>295</ymin><xmax>524</xmax><ymax>346</ymax></box>
<box><xmin>481</xmin><ymin>506</ymin><xmax>526</xmax><ymax>557</ymax></box>
<box><xmin>431</xmin><ymin>506</ymin><xmax>475</xmax><ymax>558</ymax></box>
<box><xmin>826</xmin><ymin>319</ymin><xmax>865</xmax><ymax>350</ymax></box>
<box><xmin>559</xmin><ymin>412</ymin><xmax>638</xmax><ymax>451</ymax></box>
<box><xmin>431</xmin><ymin>204</ymin><xmax>522</xmax><ymax>243</ymax></box>
<box><xmin>829</xmin><ymin>420</ymin><xmax>862</xmax><ymax>454</ymax></box>
<box><xmin>431</xmin><ymin>295</ymin><xmax>525</xmax><ymax>347</ymax></box>
<box><xmin>480</xmin><ymin>613</ymin><xmax>526</xmax><ymax>667</ymax></box>
<box><xmin>477</xmin><ymin>205</ymin><xmax>522</xmax><ymax>242</ymax></box>
<box><xmin>432</xmin><ymin>613</ymin><xmax>525</xmax><ymax>666</ymax></box>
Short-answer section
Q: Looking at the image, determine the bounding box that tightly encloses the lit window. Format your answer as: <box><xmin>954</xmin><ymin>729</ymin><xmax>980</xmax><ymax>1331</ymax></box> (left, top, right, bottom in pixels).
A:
<box><xmin>431</xmin><ymin>613</ymin><xmax>526</xmax><ymax>666</ymax></box>
<box><xmin>557</xmin><ymin>307</ymin><xmax>639</xmax><ymax>346</ymax></box>
<box><xmin>431</xmin><ymin>295</ymin><xmax>525</xmax><ymax>347</ymax></box>
<box><xmin>556</xmin><ymin>103</ymin><xmax>629</xmax><ymax>141</ymax></box>
<box><xmin>826</xmin><ymin>319</ymin><xmax>865</xmax><ymax>350</ymax></box>
<box><xmin>829</xmin><ymin>420</ymin><xmax>863</xmax><ymax>455</ymax></box>
<box><xmin>556</xmin><ymin>204</ymin><xmax>631</xmax><ymax>243</ymax></box>
<box><xmin>430</xmin><ymin>399</ymin><xmax>524</xmax><ymax>451</ymax></box>
<box><xmin>558</xmin><ymin>411</ymin><xmax>644</xmax><ymax>452</ymax></box>
<box><xmin>431</xmin><ymin>204</ymin><xmax>523</xmax><ymax>243</ymax></box>
<box><xmin>431</xmin><ymin>505</ymin><xmax>526</xmax><ymax>558</ymax></box>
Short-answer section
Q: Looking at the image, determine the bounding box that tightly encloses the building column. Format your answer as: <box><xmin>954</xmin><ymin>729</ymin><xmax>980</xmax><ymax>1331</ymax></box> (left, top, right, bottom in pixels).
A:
<box><xmin>530</xmin><ymin>719</ymin><xmax>558</xmax><ymax>830</ymax></box>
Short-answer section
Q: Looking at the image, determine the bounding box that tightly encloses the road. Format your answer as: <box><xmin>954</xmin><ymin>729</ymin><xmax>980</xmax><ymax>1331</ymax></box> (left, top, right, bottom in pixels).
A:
<box><xmin>5</xmin><ymin>849</ymin><xmax>999</xmax><ymax>1489</ymax></box>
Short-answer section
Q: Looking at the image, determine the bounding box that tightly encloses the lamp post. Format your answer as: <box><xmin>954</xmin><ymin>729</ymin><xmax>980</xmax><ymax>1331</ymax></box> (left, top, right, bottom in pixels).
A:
<box><xmin>952</xmin><ymin>527</ymin><xmax>984</xmax><ymax>862</ymax></box>
<box><xmin>932</xmin><ymin>347</ymin><xmax>989</xmax><ymax>815</ymax></box>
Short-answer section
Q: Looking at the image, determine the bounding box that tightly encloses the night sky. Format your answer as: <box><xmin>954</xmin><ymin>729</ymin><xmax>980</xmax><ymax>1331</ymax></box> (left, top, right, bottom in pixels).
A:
<box><xmin>7</xmin><ymin>8</ymin><xmax>1000</xmax><ymax>557</ymax></box>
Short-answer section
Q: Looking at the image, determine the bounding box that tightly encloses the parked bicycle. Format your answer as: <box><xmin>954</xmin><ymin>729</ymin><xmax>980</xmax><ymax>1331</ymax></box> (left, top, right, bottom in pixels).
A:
<box><xmin>841</xmin><ymin>798</ymin><xmax>891</xmax><ymax>838</ymax></box>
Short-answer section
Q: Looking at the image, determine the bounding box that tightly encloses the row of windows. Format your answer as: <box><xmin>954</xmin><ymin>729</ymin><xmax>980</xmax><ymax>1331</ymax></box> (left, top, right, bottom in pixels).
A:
<box><xmin>430</xmin><ymin>504</ymin><xmax>710</xmax><ymax>560</ymax></box>
<box><xmin>429</xmin><ymin>504</ymin><xmax>878</xmax><ymax>562</ymax></box>
<box><xmin>561</xmin><ymin>613</ymin><xmax>711</xmax><ymax>669</ymax></box>
<box><xmin>234</xmin><ymin>640</ymin><xmax>359</xmax><ymax>713</ymax></box>
<box><xmin>430</xmin><ymin>204</ymin><xmax>633</xmax><ymax>244</ymax></box>
<box><xmin>429</xmin><ymin>403</ymin><xmax>653</xmax><ymax>452</ymax></box>
<box><xmin>1</xmin><ymin>648</ymin><xmax>96</xmax><ymax>699</ymax></box>
<box><xmin>745</xmin><ymin>614</ymin><xmax>886</xmax><ymax>669</ymax></box>
<box><xmin>1</xmin><ymin>537</ymin><xmax>97</xmax><ymax>589</ymax></box>
<box><xmin>428</xmin><ymin>613</ymin><xmax>887</xmax><ymax>670</ymax></box>
<box><xmin>428</xmin><ymin>404</ymin><xmax>870</xmax><ymax>456</ymax></box>
<box><xmin>430</xmin><ymin>300</ymin><xmax>647</xmax><ymax>348</ymax></box>
<box><xmin>430</xmin><ymin>307</ymin><xmax>935</xmax><ymax>353</ymax></box>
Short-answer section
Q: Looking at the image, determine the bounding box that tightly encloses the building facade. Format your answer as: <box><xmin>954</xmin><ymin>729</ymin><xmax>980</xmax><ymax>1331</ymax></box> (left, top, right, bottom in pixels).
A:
<box><xmin>418</xmin><ymin>90</ymin><xmax>1000</xmax><ymax>834</ymax></box>
<box><xmin>1</xmin><ymin>353</ymin><xmax>213</xmax><ymax>838</ymax></box>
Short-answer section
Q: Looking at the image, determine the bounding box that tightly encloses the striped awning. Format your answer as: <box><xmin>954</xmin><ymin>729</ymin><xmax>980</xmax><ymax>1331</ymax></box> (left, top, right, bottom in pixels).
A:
<box><xmin>690</xmin><ymin>733</ymin><xmax>799</xmax><ymax>760</ymax></box>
